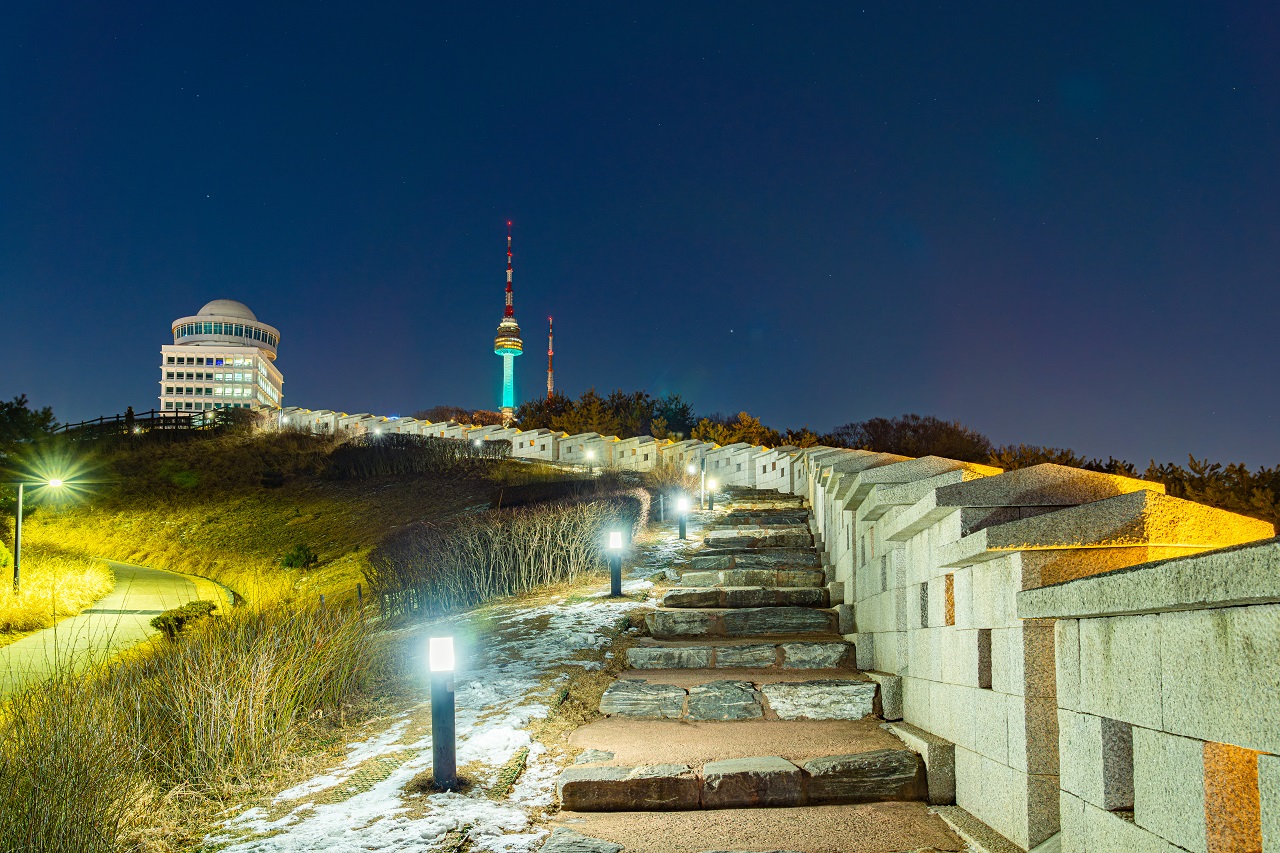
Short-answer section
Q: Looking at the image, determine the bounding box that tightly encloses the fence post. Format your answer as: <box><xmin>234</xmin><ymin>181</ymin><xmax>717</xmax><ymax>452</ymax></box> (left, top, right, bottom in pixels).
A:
<box><xmin>319</xmin><ymin>593</ymin><xmax>325</xmax><ymax>609</ymax></box>
<box><xmin>356</xmin><ymin>583</ymin><xmax>363</xmax><ymax>612</ymax></box>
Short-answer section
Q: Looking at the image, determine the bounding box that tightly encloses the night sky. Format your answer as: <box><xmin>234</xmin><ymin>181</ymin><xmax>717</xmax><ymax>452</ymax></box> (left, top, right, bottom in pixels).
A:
<box><xmin>2</xmin><ymin>3</ymin><xmax>1277</xmax><ymax>466</ymax></box>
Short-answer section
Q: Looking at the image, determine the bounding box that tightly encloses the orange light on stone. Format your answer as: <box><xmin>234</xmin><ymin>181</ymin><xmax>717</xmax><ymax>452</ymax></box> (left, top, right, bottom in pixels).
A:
<box><xmin>1203</xmin><ymin>741</ymin><xmax>1262</xmax><ymax>853</ymax></box>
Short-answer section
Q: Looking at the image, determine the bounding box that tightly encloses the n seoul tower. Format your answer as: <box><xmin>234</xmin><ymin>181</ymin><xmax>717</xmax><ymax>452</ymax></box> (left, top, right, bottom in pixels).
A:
<box><xmin>493</xmin><ymin>222</ymin><xmax>523</xmax><ymax>426</ymax></box>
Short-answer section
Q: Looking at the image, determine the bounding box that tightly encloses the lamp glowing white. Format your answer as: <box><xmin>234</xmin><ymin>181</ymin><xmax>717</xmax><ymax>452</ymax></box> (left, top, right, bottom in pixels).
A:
<box><xmin>429</xmin><ymin>636</ymin><xmax>455</xmax><ymax>672</ymax></box>
<box><xmin>608</xmin><ymin>530</ymin><xmax>623</xmax><ymax>550</ymax></box>
<box><xmin>686</xmin><ymin>464</ymin><xmax>696</xmax><ymax>475</ymax></box>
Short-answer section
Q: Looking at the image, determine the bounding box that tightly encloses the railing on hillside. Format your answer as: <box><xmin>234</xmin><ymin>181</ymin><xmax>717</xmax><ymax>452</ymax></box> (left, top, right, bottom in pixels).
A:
<box><xmin>55</xmin><ymin>408</ymin><xmax>211</xmax><ymax>439</ymax></box>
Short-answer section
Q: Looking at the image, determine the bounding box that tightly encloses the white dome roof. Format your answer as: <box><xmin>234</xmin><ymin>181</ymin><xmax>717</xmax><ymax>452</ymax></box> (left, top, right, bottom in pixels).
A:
<box><xmin>198</xmin><ymin>299</ymin><xmax>257</xmax><ymax>321</ymax></box>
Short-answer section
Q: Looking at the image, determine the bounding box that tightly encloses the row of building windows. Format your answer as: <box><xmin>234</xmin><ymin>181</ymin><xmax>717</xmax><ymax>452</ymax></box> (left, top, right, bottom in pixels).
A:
<box><xmin>165</xmin><ymin>371</ymin><xmax>256</xmax><ymax>382</ymax></box>
<box><xmin>174</xmin><ymin>322</ymin><xmax>277</xmax><ymax>347</ymax></box>
<box><xmin>165</xmin><ymin>355</ymin><xmax>257</xmax><ymax>367</ymax></box>
<box><xmin>164</xmin><ymin>401</ymin><xmax>254</xmax><ymax>411</ymax></box>
<box><xmin>165</xmin><ymin>386</ymin><xmax>258</xmax><ymax>398</ymax></box>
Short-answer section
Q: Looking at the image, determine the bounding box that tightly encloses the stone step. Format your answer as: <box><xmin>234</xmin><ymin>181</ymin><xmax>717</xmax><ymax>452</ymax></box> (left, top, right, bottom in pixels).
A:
<box><xmin>716</xmin><ymin>514</ymin><xmax>810</xmax><ymax>526</ymax></box>
<box><xmin>705</xmin><ymin>529</ymin><xmax>814</xmax><ymax>549</ymax></box>
<box><xmin>689</xmin><ymin>551</ymin><xmax>822</xmax><ymax>571</ymax></box>
<box><xmin>626</xmin><ymin>639</ymin><xmax>855</xmax><ymax>670</ymax></box>
<box><xmin>557</xmin><ymin>749</ymin><xmax>926</xmax><ymax>811</ymax></box>
<box><xmin>599</xmin><ymin>677</ymin><xmax>878</xmax><ymax>721</ymax></box>
<box><xmin>708</xmin><ymin>523</ymin><xmax>811</xmax><ymax>533</ymax></box>
<box><xmin>547</xmin><ymin>802</ymin><xmax>966</xmax><ymax>853</ymax></box>
<box><xmin>662</xmin><ymin>586</ymin><xmax>829</xmax><ymax>609</ymax></box>
<box><xmin>647</xmin><ymin>607</ymin><xmax>836</xmax><ymax>639</ymax></box>
<box><xmin>679</xmin><ymin>568</ymin><xmax>826</xmax><ymax>588</ymax></box>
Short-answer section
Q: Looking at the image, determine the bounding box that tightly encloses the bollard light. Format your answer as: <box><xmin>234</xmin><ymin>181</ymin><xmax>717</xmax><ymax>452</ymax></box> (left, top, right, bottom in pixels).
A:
<box><xmin>586</xmin><ymin>449</ymin><xmax>596</xmax><ymax>474</ymax></box>
<box><xmin>707</xmin><ymin>478</ymin><xmax>718</xmax><ymax>511</ymax></box>
<box><xmin>686</xmin><ymin>464</ymin><xmax>696</xmax><ymax>475</ymax></box>
<box><xmin>677</xmin><ymin>495</ymin><xmax>689</xmax><ymax>540</ymax></box>
<box><xmin>606</xmin><ymin>529</ymin><xmax>624</xmax><ymax>596</ymax></box>
<box><xmin>428</xmin><ymin>636</ymin><xmax>457</xmax><ymax>791</ymax></box>
<box><xmin>474</xmin><ymin>438</ymin><xmax>482</xmax><ymax>447</ymax></box>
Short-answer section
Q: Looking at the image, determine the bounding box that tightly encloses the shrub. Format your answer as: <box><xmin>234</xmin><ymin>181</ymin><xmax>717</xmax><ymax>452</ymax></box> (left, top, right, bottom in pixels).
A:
<box><xmin>325</xmin><ymin>433</ymin><xmax>509</xmax><ymax>479</ymax></box>
<box><xmin>280</xmin><ymin>543</ymin><xmax>319</xmax><ymax>569</ymax></box>
<box><xmin>367</xmin><ymin>493</ymin><xmax>647</xmax><ymax>620</ymax></box>
<box><xmin>149</xmin><ymin>599</ymin><xmax>218</xmax><ymax>639</ymax></box>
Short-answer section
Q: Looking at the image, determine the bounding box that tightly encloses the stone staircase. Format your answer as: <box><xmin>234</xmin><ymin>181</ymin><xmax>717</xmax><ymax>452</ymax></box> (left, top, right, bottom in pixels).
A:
<box><xmin>556</xmin><ymin>496</ymin><xmax>936</xmax><ymax>818</ymax></box>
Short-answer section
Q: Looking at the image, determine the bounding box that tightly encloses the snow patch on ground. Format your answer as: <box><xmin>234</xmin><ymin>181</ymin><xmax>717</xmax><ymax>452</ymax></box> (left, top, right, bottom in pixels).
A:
<box><xmin>209</xmin><ymin>593</ymin><xmax>641</xmax><ymax>853</ymax></box>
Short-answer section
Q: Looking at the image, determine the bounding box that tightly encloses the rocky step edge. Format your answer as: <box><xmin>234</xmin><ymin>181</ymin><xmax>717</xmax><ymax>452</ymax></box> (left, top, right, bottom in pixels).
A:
<box><xmin>557</xmin><ymin>749</ymin><xmax>926</xmax><ymax>811</ymax></box>
<box><xmin>704</xmin><ymin>531</ymin><xmax>815</xmax><ymax>549</ymax></box>
<box><xmin>662</xmin><ymin>586</ymin><xmax>829</xmax><ymax>609</ymax></box>
<box><xmin>647</xmin><ymin>606</ymin><xmax>836</xmax><ymax>639</ymax></box>
<box><xmin>679</xmin><ymin>568</ymin><xmax>826</xmax><ymax>589</ymax></box>
<box><xmin>626</xmin><ymin>639</ymin><xmax>854</xmax><ymax>670</ymax></box>
<box><xmin>687</xmin><ymin>551</ymin><xmax>822</xmax><ymax>571</ymax></box>
<box><xmin>599</xmin><ymin>677</ymin><xmax>879</xmax><ymax>722</ymax></box>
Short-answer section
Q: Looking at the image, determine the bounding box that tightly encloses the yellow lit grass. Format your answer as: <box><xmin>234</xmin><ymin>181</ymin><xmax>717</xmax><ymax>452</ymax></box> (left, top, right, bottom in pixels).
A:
<box><xmin>0</xmin><ymin>603</ymin><xmax>383</xmax><ymax>853</ymax></box>
<box><xmin>0</xmin><ymin>545</ymin><xmax>115</xmax><ymax>639</ymax></box>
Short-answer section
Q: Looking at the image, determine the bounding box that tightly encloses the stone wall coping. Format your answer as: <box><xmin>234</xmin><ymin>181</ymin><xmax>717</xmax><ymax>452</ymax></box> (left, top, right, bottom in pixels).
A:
<box><xmin>1017</xmin><ymin>537</ymin><xmax>1280</xmax><ymax>619</ymax></box>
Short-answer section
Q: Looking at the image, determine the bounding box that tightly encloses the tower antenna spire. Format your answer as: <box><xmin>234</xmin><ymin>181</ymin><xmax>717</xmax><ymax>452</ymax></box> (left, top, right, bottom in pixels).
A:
<box><xmin>547</xmin><ymin>316</ymin><xmax>554</xmax><ymax>400</ymax></box>
<box><xmin>493</xmin><ymin>221</ymin><xmax>523</xmax><ymax>426</ymax></box>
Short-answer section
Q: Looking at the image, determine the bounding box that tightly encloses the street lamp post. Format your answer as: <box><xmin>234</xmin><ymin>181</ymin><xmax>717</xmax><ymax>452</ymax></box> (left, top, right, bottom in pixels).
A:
<box><xmin>429</xmin><ymin>636</ymin><xmax>458</xmax><ymax>791</ymax></box>
<box><xmin>707</xmin><ymin>478</ymin><xmax>718</xmax><ymax>512</ymax></box>
<box><xmin>586</xmin><ymin>449</ymin><xmax>595</xmax><ymax>475</ymax></box>
<box><xmin>607</xmin><ymin>530</ymin><xmax>624</xmax><ymax>596</ymax></box>
<box><xmin>10</xmin><ymin>478</ymin><xmax>65</xmax><ymax>593</ymax></box>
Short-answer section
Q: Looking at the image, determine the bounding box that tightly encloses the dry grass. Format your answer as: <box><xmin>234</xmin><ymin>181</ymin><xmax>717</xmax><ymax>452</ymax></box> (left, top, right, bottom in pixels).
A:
<box><xmin>0</xmin><ymin>603</ymin><xmax>383</xmax><ymax>853</ymax></box>
<box><xmin>0</xmin><ymin>545</ymin><xmax>115</xmax><ymax>637</ymax></box>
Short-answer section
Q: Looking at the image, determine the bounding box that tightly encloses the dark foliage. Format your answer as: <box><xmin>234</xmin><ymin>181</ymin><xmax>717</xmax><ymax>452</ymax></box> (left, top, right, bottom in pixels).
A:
<box><xmin>325</xmin><ymin>433</ymin><xmax>510</xmax><ymax>479</ymax></box>
<box><xmin>280</xmin><ymin>544</ymin><xmax>319</xmax><ymax>569</ymax></box>
<box><xmin>827</xmin><ymin>413</ymin><xmax>995</xmax><ymax>463</ymax></box>
<box><xmin>149</xmin><ymin>600</ymin><xmax>218</xmax><ymax>640</ymax></box>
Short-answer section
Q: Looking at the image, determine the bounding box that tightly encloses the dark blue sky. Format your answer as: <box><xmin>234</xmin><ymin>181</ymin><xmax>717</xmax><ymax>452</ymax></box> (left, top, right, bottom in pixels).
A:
<box><xmin>2</xmin><ymin>2</ymin><xmax>1277</xmax><ymax>466</ymax></box>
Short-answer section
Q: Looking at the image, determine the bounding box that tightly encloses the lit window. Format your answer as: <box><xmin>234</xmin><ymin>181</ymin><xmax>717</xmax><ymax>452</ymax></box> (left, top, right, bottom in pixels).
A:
<box><xmin>213</xmin><ymin>323</ymin><xmax>223</xmax><ymax>334</ymax></box>
<box><xmin>216</xmin><ymin>358</ymin><xmax>224</xmax><ymax>366</ymax></box>
<box><xmin>166</xmin><ymin>371</ymin><xmax>174</xmax><ymax>379</ymax></box>
<box><xmin>165</xmin><ymin>386</ymin><xmax>173</xmax><ymax>394</ymax></box>
<box><xmin>233</xmin><ymin>326</ymin><xmax>243</xmax><ymax>337</ymax></box>
<box><xmin>165</xmin><ymin>401</ymin><xmax>174</xmax><ymax>409</ymax></box>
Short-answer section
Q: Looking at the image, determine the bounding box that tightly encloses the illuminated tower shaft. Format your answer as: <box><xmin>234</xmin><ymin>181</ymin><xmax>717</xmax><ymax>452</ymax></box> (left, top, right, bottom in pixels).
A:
<box><xmin>547</xmin><ymin>317</ymin><xmax>554</xmax><ymax>400</ymax></box>
<box><xmin>493</xmin><ymin>224</ymin><xmax>523</xmax><ymax>425</ymax></box>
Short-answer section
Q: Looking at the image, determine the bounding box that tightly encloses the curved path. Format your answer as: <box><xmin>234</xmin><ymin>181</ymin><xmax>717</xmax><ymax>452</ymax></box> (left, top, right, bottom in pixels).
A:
<box><xmin>0</xmin><ymin>560</ymin><xmax>232</xmax><ymax>696</ymax></box>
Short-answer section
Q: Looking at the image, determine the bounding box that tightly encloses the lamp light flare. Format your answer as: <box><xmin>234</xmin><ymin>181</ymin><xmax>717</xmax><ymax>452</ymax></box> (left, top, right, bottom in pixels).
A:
<box><xmin>686</xmin><ymin>464</ymin><xmax>696</xmax><ymax>475</ymax></box>
<box><xmin>608</xmin><ymin>531</ymin><xmax>623</xmax><ymax>550</ymax></box>
<box><xmin>428</xmin><ymin>636</ymin><xmax>455</xmax><ymax>672</ymax></box>
<box><xmin>47</xmin><ymin>479</ymin><xmax>64</xmax><ymax>488</ymax></box>
<box><xmin>677</xmin><ymin>496</ymin><xmax>690</xmax><ymax>512</ymax></box>
<box><xmin>707</xmin><ymin>478</ymin><xmax>718</xmax><ymax>491</ymax></box>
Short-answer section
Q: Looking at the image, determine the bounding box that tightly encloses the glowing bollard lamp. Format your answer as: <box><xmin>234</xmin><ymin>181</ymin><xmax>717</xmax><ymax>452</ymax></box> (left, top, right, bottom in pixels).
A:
<box><xmin>607</xmin><ymin>530</ymin><xmax>624</xmax><ymax>597</ymax></box>
<box><xmin>429</xmin><ymin>636</ymin><xmax>458</xmax><ymax>791</ymax></box>
<box><xmin>707</xmin><ymin>478</ymin><xmax>718</xmax><ymax>512</ymax></box>
<box><xmin>677</xmin><ymin>496</ymin><xmax>689</xmax><ymax>540</ymax></box>
<box><xmin>10</xmin><ymin>477</ymin><xmax>65</xmax><ymax>593</ymax></box>
<box><xmin>586</xmin><ymin>449</ymin><xmax>596</xmax><ymax>475</ymax></box>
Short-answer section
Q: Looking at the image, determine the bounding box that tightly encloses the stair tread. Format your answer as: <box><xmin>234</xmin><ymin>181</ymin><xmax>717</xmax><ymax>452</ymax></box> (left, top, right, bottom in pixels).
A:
<box><xmin>547</xmin><ymin>803</ymin><xmax>964</xmax><ymax>853</ymax></box>
<box><xmin>570</xmin><ymin>717</ymin><xmax>903</xmax><ymax>768</ymax></box>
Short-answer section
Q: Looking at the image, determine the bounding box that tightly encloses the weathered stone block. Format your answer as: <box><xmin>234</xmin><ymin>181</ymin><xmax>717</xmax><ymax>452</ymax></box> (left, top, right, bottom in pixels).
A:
<box><xmin>883</xmin><ymin>721</ymin><xmax>955</xmax><ymax>805</ymax></box>
<box><xmin>722</xmin><ymin>607</ymin><xmax>834</xmax><ymax>636</ymax></box>
<box><xmin>599</xmin><ymin>680</ymin><xmax>686</xmax><ymax>719</ymax></box>
<box><xmin>802</xmin><ymin>749</ymin><xmax>925</xmax><ymax>804</ymax></box>
<box><xmin>714</xmin><ymin>644</ymin><xmax>778</xmax><ymax>668</ymax></box>
<box><xmin>1059</xmin><ymin>709</ymin><xmax>1132</xmax><ymax>810</ymax></box>
<box><xmin>1055</xmin><ymin>619</ymin><xmax>1080</xmax><ymax>712</ymax></box>
<box><xmin>1078</xmin><ymin>614</ymin><xmax>1162</xmax><ymax>730</ymax></box>
<box><xmin>539</xmin><ymin>828</ymin><xmax>624</xmax><ymax>853</ymax></box>
<box><xmin>1080</xmin><ymin>799</ymin><xmax>1179</xmax><ymax>853</ymax></box>
<box><xmin>760</xmin><ymin>679</ymin><xmax>876</xmax><ymax>720</ymax></box>
<box><xmin>689</xmin><ymin>555</ymin><xmax>733</xmax><ymax>571</ymax></box>
<box><xmin>648</xmin><ymin>609</ymin><xmax>718</xmax><ymax>638</ymax></box>
<box><xmin>574</xmin><ymin>749</ymin><xmax>615</xmax><ymax>764</ymax></box>
<box><xmin>1261</xmin><ymin>753</ymin><xmax>1280</xmax><ymax>853</ymax></box>
<box><xmin>1159</xmin><ymin>605</ymin><xmax>1280</xmax><ymax>755</ymax></box>
<box><xmin>701</xmin><ymin>756</ymin><xmax>803</xmax><ymax>808</ymax></box>
<box><xmin>558</xmin><ymin>764</ymin><xmax>701</xmax><ymax>811</ymax></box>
<box><xmin>864</xmin><ymin>671</ymin><xmax>902</xmax><ymax>720</ymax></box>
<box><xmin>626</xmin><ymin>646</ymin><xmax>712</xmax><ymax>669</ymax></box>
<box><xmin>680</xmin><ymin>570</ymin><xmax>720</xmax><ymax>586</ymax></box>
<box><xmin>777</xmin><ymin>569</ymin><xmax>826</xmax><ymax>587</ymax></box>
<box><xmin>1132</xmin><ymin>727</ymin><xmax>1206</xmax><ymax>852</ymax></box>
<box><xmin>834</xmin><ymin>603</ymin><xmax>856</xmax><ymax>634</ymax></box>
<box><xmin>662</xmin><ymin>588</ymin><xmax>722</xmax><ymax>608</ymax></box>
<box><xmin>780</xmin><ymin>642</ymin><xmax>852</xmax><ymax>669</ymax></box>
<box><xmin>686</xmin><ymin>680</ymin><xmax>762</xmax><ymax>721</ymax></box>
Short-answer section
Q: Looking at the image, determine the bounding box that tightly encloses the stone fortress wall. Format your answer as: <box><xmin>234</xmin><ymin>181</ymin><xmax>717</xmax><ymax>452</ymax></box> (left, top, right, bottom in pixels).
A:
<box><xmin>275</xmin><ymin>405</ymin><xmax>1279</xmax><ymax>852</ymax></box>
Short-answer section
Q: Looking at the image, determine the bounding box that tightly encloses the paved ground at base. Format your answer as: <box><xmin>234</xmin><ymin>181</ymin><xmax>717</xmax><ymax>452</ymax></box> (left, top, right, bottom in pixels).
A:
<box><xmin>0</xmin><ymin>560</ymin><xmax>230</xmax><ymax>695</ymax></box>
<box><xmin>554</xmin><ymin>802</ymin><xmax>964</xmax><ymax>853</ymax></box>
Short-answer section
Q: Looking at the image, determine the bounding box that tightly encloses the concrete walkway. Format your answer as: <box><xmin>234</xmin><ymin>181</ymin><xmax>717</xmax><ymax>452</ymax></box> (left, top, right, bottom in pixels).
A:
<box><xmin>0</xmin><ymin>560</ymin><xmax>231</xmax><ymax>696</ymax></box>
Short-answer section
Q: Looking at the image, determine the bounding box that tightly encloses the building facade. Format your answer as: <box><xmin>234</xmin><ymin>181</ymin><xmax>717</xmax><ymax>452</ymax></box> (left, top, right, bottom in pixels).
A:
<box><xmin>159</xmin><ymin>299</ymin><xmax>283</xmax><ymax>413</ymax></box>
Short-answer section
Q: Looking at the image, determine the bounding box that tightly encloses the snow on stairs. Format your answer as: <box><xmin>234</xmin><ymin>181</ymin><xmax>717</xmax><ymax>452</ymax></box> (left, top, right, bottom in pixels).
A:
<box><xmin>556</xmin><ymin>496</ymin><xmax>932</xmax><ymax>816</ymax></box>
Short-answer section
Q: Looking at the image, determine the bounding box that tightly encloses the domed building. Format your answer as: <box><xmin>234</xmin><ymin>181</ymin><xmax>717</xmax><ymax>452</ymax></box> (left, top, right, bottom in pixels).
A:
<box><xmin>159</xmin><ymin>299</ymin><xmax>284</xmax><ymax>413</ymax></box>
